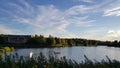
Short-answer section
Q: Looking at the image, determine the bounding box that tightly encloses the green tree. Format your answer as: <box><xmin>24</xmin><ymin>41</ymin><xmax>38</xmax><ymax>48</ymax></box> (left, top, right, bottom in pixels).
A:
<box><xmin>0</xmin><ymin>34</ymin><xmax>5</xmax><ymax>44</ymax></box>
<box><xmin>61</xmin><ymin>39</ymin><xmax>67</xmax><ymax>46</ymax></box>
<box><xmin>39</xmin><ymin>35</ymin><xmax>46</xmax><ymax>45</ymax></box>
<box><xmin>46</xmin><ymin>35</ymin><xmax>56</xmax><ymax>46</ymax></box>
<box><xmin>55</xmin><ymin>37</ymin><xmax>61</xmax><ymax>44</ymax></box>
<box><xmin>67</xmin><ymin>39</ymin><xmax>75</xmax><ymax>46</ymax></box>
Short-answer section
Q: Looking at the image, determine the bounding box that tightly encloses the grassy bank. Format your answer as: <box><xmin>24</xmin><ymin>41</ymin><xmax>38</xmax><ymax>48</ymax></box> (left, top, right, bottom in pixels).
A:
<box><xmin>0</xmin><ymin>53</ymin><xmax>120</xmax><ymax>68</ymax></box>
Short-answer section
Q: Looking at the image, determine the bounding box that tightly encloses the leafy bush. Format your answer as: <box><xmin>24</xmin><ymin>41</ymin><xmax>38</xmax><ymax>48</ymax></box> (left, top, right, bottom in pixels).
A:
<box><xmin>0</xmin><ymin>47</ymin><xmax>15</xmax><ymax>53</ymax></box>
<box><xmin>3</xmin><ymin>47</ymin><xmax>11</xmax><ymax>52</ymax></box>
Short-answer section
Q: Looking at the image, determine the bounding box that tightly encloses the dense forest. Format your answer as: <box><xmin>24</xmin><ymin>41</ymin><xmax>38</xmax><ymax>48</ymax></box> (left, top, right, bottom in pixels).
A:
<box><xmin>0</xmin><ymin>34</ymin><xmax>120</xmax><ymax>48</ymax></box>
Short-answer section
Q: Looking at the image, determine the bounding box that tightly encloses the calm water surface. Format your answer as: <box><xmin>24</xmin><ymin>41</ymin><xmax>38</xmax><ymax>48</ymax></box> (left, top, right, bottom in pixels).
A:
<box><xmin>10</xmin><ymin>46</ymin><xmax>120</xmax><ymax>62</ymax></box>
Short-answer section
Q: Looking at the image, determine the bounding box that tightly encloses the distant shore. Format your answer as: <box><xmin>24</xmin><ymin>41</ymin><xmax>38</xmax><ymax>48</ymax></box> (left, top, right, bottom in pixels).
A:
<box><xmin>0</xmin><ymin>34</ymin><xmax>120</xmax><ymax>48</ymax></box>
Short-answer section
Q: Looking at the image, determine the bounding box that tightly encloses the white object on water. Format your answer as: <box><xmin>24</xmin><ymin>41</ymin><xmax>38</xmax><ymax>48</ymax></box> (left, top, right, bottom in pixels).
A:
<box><xmin>30</xmin><ymin>52</ymin><xmax>33</xmax><ymax>58</ymax></box>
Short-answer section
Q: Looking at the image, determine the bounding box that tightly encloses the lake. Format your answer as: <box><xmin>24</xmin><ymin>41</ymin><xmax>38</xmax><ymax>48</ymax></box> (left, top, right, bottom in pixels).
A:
<box><xmin>10</xmin><ymin>46</ymin><xmax>120</xmax><ymax>62</ymax></box>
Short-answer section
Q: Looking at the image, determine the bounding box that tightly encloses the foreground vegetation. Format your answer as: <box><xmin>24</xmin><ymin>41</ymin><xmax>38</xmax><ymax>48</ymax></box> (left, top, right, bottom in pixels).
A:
<box><xmin>0</xmin><ymin>53</ymin><xmax>120</xmax><ymax>68</ymax></box>
<box><xmin>0</xmin><ymin>47</ymin><xmax>15</xmax><ymax>53</ymax></box>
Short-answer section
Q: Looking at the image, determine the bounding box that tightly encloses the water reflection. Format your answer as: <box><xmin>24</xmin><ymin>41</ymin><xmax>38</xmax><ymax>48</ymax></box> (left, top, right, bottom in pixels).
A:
<box><xmin>29</xmin><ymin>52</ymin><xmax>33</xmax><ymax>58</ymax></box>
<box><xmin>10</xmin><ymin>46</ymin><xmax>120</xmax><ymax>62</ymax></box>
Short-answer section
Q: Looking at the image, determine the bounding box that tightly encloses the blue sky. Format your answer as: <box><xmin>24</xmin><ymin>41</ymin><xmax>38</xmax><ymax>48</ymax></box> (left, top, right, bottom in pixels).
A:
<box><xmin>0</xmin><ymin>0</ymin><xmax>120</xmax><ymax>41</ymax></box>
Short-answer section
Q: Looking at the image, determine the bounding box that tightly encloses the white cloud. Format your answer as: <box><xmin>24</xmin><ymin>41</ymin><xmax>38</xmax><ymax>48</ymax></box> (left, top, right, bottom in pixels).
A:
<box><xmin>75</xmin><ymin>0</ymin><xmax>94</xmax><ymax>3</ymax></box>
<box><xmin>83</xmin><ymin>0</ymin><xmax>93</xmax><ymax>3</ymax></box>
<box><xmin>107</xmin><ymin>30</ymin><xmax>115</xmax><ymax>34</ymax></box>
<box><xmin>81</xmin><ymin>29</ymin><xmax>120</xmax><ymax>41</ymax></box>
<box><xmin>66</xmin><ymin>5</ymin><xmax>92</xmax><ymax>15</ymax></box>
<box><xmin>73</xmin><ymin>0</ymin><xmax>120</xmax><ymax>17</ymax></box>
<box><xmin>7</xmin><ymin>1</ymin><xmax>94</xmax><ymax>37</ymax></box>
<box><xmin>78</xmin><ymin>28</ymin><xmax>107</xmax><ymax>40</ymax></box>
<box><xmin>104</xmin><ymin>6</ymin><xmax>120</xmax><ymax>16</ymax></box>
<box><xmin>75</xmin><ymin>29</ymin><xmax>120</xmax><ymax>41</ymax></box>
<box><xmin>102</xmin><ymin>30</ymin><xmax>120</xmax><ymax>41</ymax></box>
<box><xmin>73</xmin><ymin>0</ymin><xmax>118</xmax><ymax>16</ymax></box>
<box><xmin>4</xmin><ymin>0</ymin><xmax>120</xmax><ymax>40</ymax></box>
<box><xmin>107</xmin><ymin>30</ymin><xmax>120</xmax><ymax>38</ymax></box>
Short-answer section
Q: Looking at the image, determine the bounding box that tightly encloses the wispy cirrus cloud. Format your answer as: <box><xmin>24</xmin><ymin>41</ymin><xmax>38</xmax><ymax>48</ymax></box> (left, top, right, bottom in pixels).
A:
<box><xmin>66</xmin><ymin>5</ymin><xmax>92</xmax><ymax>15</ymax></box>
<box><xmin>3</xmin><ymin>0</ymin><xmax>94</xmax><ymax>37</ymax></box>
<box><xmin>74</xmin><ymin>0</ymin><xmax>94</xmax><ymax>3</ymax></box>
<box><xmin>83</xmin><ymin>0</ymin><xmax>93</xmax><ymax>3</ymax></box>
<box><xmin>1</xmin><ymin>0</ymin><xmax>120</xmax><ymax>40</ymax></box>
<box><xmin>102</xmin><ymin>0</ymin><xmax>120</xmax><ymax>16</ymax></box>
<box><xmin>104</xmin><ymin>6</ymin><xmax>120</xmax><ymax>16</ymax></box>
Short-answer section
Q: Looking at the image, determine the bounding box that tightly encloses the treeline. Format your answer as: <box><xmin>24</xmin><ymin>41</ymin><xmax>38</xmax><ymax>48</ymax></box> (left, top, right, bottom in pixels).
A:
<box><xmin>26</xmin><ymin>35</ymin><xmax>68</xmax><ymax>47</ymax></box>
<box><xmin>101</xmin><ymin>40</ymin><xmax>120</xmax><ymax>47</ymax></box>
<box><xmin>0</xmin><ymin>35</ymin><xmax>6</xmax><ymax>44</ymax></box>
<box><xmin>0</xmin><ymin>34</ymin><xmax>120</xmax><ymax>47</ymax></box>
<box><xmin>26</xmin><ymin>35</ymin><xmax>120</xmax><ymax>47</ymax></box>
<box><xmin>25</xmin><ymin>35</ymin><xmax>100</xmax><ymax>47</ymax></box>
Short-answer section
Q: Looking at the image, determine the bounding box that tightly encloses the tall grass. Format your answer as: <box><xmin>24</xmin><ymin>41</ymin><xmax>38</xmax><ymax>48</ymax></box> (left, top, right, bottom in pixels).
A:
<box><xmin>0</xmin><ymin>53</ymin><xmax>120</xmax><ymax>68</ymax></box>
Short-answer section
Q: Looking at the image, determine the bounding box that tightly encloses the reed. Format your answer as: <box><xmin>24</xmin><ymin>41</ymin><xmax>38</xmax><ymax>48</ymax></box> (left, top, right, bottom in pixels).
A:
<box><xmin>0</xmin><ymin>53</ymin><xmax>120</xmax><ymax>68</ymax></box>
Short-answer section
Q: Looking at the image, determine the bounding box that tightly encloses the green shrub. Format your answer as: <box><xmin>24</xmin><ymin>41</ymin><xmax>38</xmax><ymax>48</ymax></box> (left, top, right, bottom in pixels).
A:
<box><xmin>0</xmin><ymin>47</ymin><xmax>15</xmax><ymax>53</ymax></box>
<box><xmin>3</xmin><ymin>47</ymin><xmax>11</xmax><ymax>52</ymax></box>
